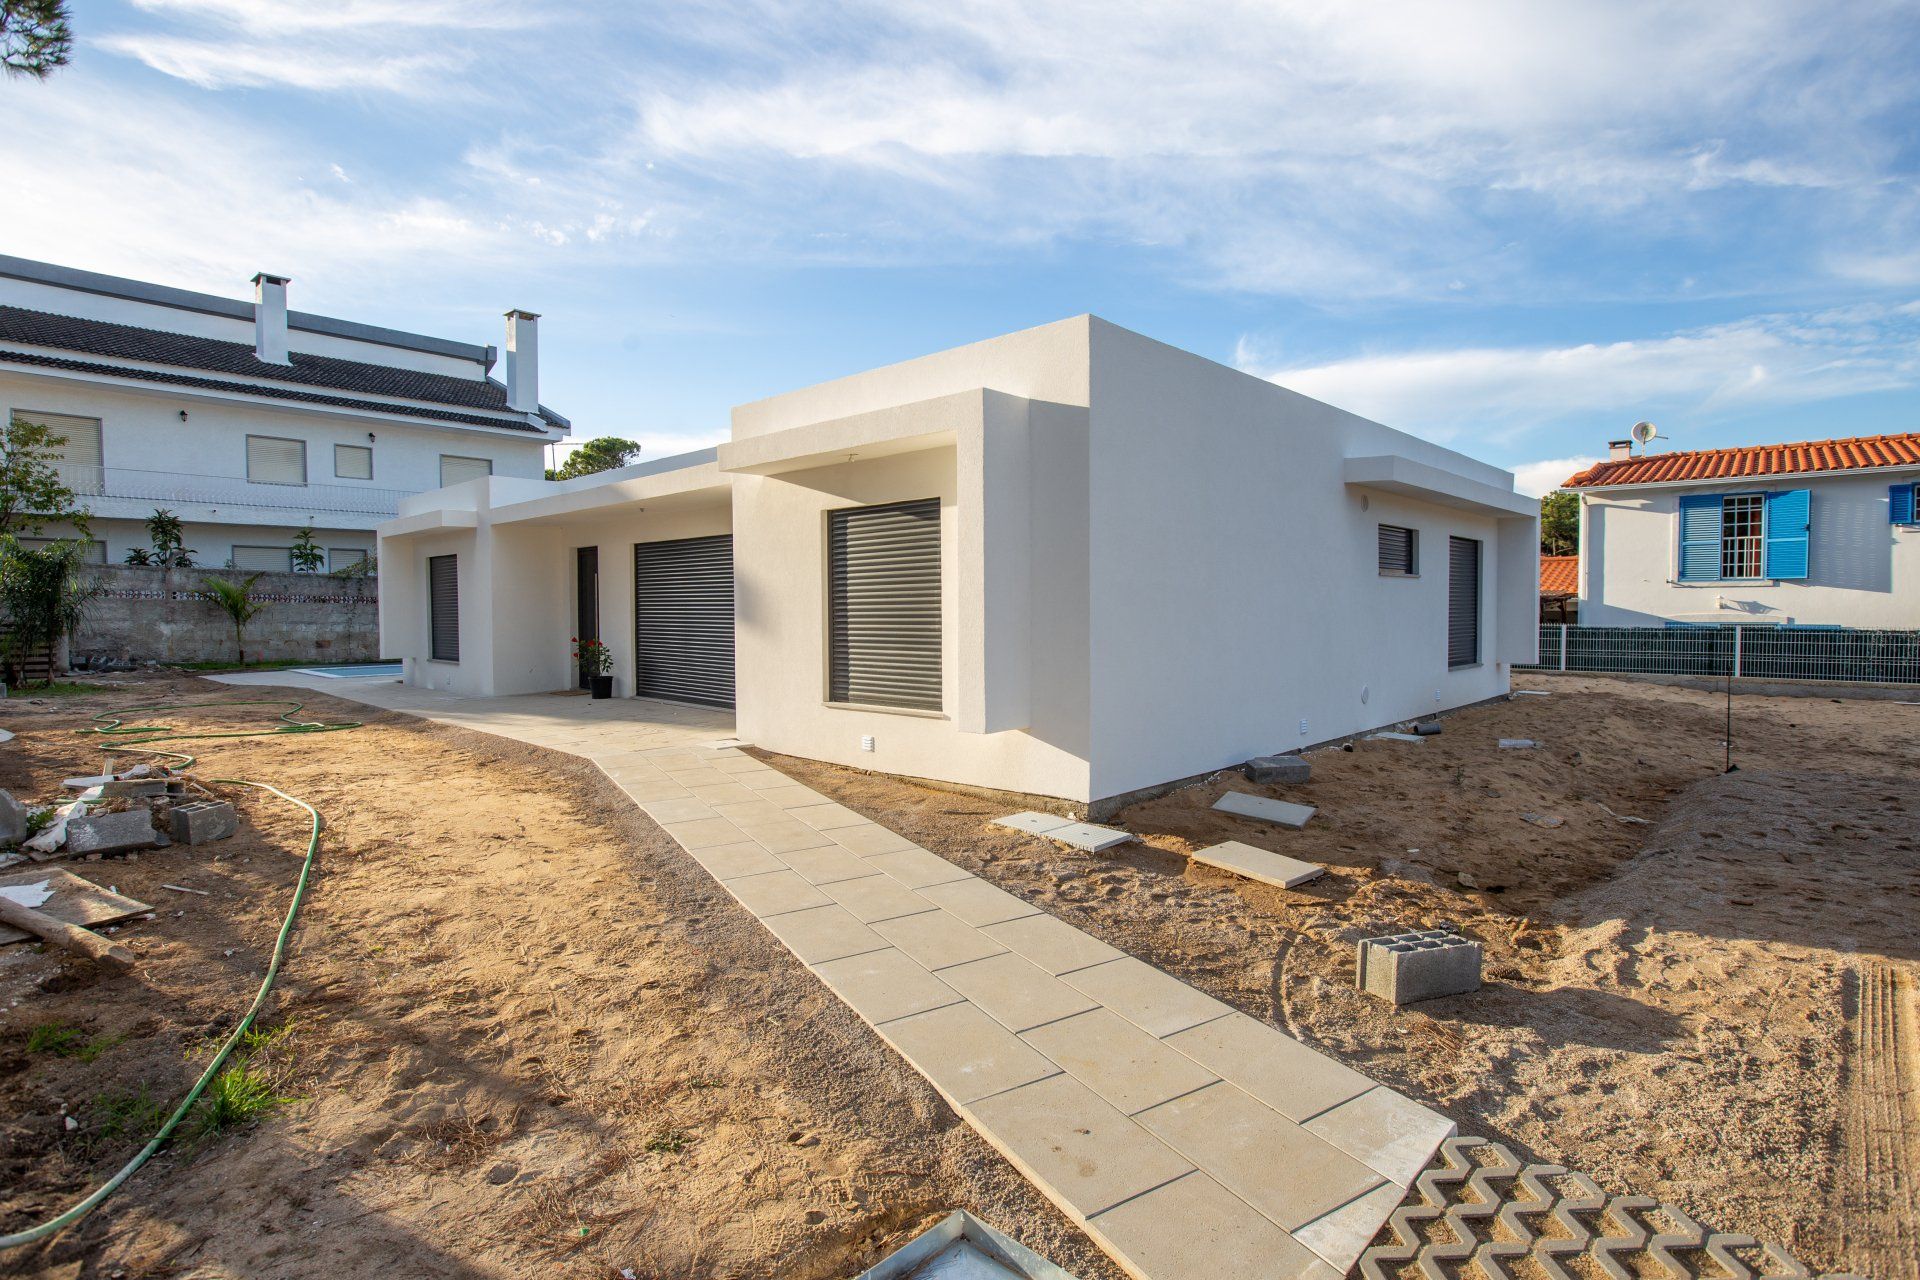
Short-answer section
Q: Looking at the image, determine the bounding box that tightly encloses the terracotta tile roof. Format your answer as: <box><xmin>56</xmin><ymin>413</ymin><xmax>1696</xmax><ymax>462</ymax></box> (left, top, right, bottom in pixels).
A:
<box><xmin>1562</xmin><ymin>433</ymin><xmax>1920</xmax><ymax>488</ymax></box>
<box><xmin>1539</xmin><ymin>555</ymin><xmax>1578</xmax><ymax>597</ymax></box>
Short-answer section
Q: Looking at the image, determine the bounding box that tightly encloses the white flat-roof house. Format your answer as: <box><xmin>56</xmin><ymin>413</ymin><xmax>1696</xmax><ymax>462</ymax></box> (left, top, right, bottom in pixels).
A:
<box><xmin>0</xmin><ymin>255</ymin><xmax>569</xmax><ymax>571</ymax></box>
<box><xmin>1563</xmin><ymin>433</ymin><xmax>1920</xmax><ymax>629</ymax></box>
<box><xmin>378</xmin><ymin>316</ymin><xmax>1537</xmax><ymax>812</ymax></box>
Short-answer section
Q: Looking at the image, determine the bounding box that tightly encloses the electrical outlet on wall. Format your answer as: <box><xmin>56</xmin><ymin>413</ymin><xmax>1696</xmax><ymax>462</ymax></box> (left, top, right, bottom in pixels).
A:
<box><xmin>860</xmin><ymin>735</ymin><xmax>875</xmax><ymax>752</ymax></box>
<box><xmin>1298</xmin><ymin>718</ymin><xmax>1308</xmax><ymax>735</ymax></box>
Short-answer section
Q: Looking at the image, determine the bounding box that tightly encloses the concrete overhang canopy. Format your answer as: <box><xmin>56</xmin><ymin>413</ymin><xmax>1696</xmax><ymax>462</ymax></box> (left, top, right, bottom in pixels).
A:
<box><xmin>1343</xmin><ymin>455</ymin><xmax>1538</xmax><ymax>519</ymax></box>
<box><xmin>717</xmin><ymin>389</ymin><xmax>993</xmax><ymax>477</ymax></box>
<box><xmin>487</xmin><ymin>458</ymin><xmax>730</xmax><ymax>526</ymax></box>
<box><xmin>377</xmin><ymin>508</ymin><xmax>479</xmax><ymax>539</ymax></box>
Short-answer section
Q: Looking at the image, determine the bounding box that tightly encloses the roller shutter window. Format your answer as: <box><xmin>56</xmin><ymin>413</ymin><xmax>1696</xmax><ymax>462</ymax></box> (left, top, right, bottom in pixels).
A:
<box><xmin>440</xmin><ymin>455</ymin><xmax>492</xmax><ymax>487</ymax></box>
<box><xmin>334</xmin><ymin>444</ymin><xmax>373</xmax><ymax>480</ymax></box>
<box><xmin>246</xmin><ymin>435</ymin><xmax>307</xmax><ymax>486</ymax></box>
<box><xmin>633</xmin><ymin>535</ymin><xmax>735</xmax><ymax>707</ymax></box>
<box><xmin>231</xmin><ymin>545</ymin><xmax>292</xmax><ymax>572</ymax></box>
<box><xmin>1377</xmin><ymin>524</ymin><xmax>1417</xmax><ymax>576</ymax></box>
<box><xmin>17</xmin><ymin>536</ymin><xmax>105</xmax><ymax>564</ymax></box>
<box><xmin>429</xmin><ymin>554</ymin><xmax>459</xmax><ymax>662</ymax></box>
<box><xmin>16</xmin><ymin>410</ymin><xmax>103</xmax><ymax>496</ymax></box>
<box><xmin>829</xmin><ymin>498</ymin><xmax>942</xmax><ymax>712</ymax></box>
<box><xmin>1447</xmin><ymin>536</ymin><xmax>1480</xmax><ymax>670</ymax></box>
<box><xmin>329</xmin><ymin>547</ymin><xmax>369</xmax><ymax>572</ymax></box>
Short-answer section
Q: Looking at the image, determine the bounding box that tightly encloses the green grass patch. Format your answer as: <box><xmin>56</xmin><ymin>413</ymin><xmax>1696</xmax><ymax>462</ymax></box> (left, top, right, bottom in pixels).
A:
<box><xmin>165</xmin><ymin>659</ymin><xmax>311</xmax><ymax>673</ymax></box>
<box><xmin>9</xmin><ymin>681</ymin><xmax>120</xmax><ymax>697</ymax></box>
<box><xmin>644</xmin><ymin>1129</ymin><xmax>690</xmax><ymax>1155</ymax></box>
<box><xmin>74</xmin><ymin>1087</ymin><xmax>171</xmax><ymax>1159</ymax></box>
<box><xmin>186</xmin><ymin>1064</ymin><xmax>296</xmax><ymax>1142</ymax></box>
<box><xmin>26</xmin><ymin>1020</ymin><xmax>123</xmax><ymax>1062</ymax></box>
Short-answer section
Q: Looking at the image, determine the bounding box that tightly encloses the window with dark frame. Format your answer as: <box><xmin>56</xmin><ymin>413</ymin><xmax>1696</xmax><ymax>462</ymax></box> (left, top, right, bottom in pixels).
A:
<box><xmin>1377</xmin><ymin>524</ymin><xmax>1417</xmax><ymax>576</ymax></box>
<box><xmin>828</xmin><ymin>498</ymin><xmax>942</xmax><ymax>712</ymax></box>
<box><xmin>1719</xmin><ymin>493</ymin><xmax>1764</xmax><ymax>579</ymax></box>
<box><xmin>428</xmin><ymin>554</ymin><xmax>459</xmax><ymax>662</ymax></box>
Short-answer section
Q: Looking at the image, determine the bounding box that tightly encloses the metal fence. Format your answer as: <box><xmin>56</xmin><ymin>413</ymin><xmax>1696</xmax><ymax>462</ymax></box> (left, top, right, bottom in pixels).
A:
<box><xmin>1523</xmin><ymin>624</ymin><xmax>1920</xmax><ymax>685</ymax></box>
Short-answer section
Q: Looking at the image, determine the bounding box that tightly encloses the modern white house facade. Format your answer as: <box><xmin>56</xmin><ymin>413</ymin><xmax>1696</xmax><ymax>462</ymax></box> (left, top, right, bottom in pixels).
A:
<box><xmin>379</xmin><ymin>317</ymin><xmax>1537</xmax><ymax>811</ymax></box>
<box><xmin>1563</xmin><ymin>433</ymin><xmax>1920</xmax><ymax>629</ymax></box>
<box><xmin>0</xmin><ymin>255</ymin><xmax>568</xmax><ymax>571</ymax></box>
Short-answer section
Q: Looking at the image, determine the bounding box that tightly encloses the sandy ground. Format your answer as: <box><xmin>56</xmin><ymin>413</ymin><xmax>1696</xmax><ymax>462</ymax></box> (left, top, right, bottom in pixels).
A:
<box><xmin>0</xmin><ymin>675</ymin><xmax>1126</xmax><ymax>1280</ymax></box>
<box><xmin>763</xmin><ymin>676</ymin><xmax>1920</xmax><ymax>1280</ymax></box>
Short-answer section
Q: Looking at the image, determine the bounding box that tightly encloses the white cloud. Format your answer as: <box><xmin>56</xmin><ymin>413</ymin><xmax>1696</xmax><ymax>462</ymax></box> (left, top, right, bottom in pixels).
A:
<box><xmin>1510</xmin><ymin>457</ymin><xmax>1602</xmax><ymax>498</ymax></box>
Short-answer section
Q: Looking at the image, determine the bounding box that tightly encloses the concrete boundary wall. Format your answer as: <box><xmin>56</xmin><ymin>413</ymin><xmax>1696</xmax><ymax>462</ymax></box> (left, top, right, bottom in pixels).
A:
<box><xmin>72</xmin><ymin>564</ymin><xmax>379</xmax><ymax>666</ymax></box>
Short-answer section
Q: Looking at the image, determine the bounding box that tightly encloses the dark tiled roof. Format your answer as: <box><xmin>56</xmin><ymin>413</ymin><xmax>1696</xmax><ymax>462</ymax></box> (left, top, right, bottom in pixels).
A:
<box><xmin>0</xmin><ymin>305</ymin><xmax>564</xmax><ymax>430</ymax></box>
<box><xmin>1564</xmin><ymin>433</ymin><xmax>1920</xmax><ymax>488</ymax></box>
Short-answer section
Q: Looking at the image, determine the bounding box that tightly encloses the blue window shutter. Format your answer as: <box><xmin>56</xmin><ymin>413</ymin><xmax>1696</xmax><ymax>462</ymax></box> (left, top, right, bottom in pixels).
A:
<box><xmin>1678</xmin><ymin>494</ymin><xmax>1721</xmax><ymax>581</ymax></box>
<box><xmin>1893</xmin><ymin>483</ymin><xmax>1916</xmax><ymax>525</ymax></box>
<box><xmin>1764</xmin><ymin>488</ymin><xmax>1810</xmax><ymax>579</ymax></box>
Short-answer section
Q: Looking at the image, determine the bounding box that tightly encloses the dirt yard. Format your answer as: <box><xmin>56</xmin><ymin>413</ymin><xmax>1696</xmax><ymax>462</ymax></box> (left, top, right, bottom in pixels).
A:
<box><xmin>0</xmin><ymin>675</ymin><xmax>1126</xmax><ymax>1280</ymax></box>
<box><xmin>764</xmin><ymin>676</ymin><xmax>1920</xmax><ymax>1280</ymax></box>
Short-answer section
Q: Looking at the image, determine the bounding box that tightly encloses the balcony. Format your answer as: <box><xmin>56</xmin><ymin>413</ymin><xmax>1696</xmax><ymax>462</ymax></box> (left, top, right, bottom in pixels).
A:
<box><xmin>59</xmin><ymin>465</ymin><xmax>410</xmax><ymax>524</ymax></box>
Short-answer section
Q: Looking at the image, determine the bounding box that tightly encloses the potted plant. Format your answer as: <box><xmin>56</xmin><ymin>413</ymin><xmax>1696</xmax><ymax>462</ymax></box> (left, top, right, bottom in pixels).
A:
<box><xmin>573</xmin><ymin>636</ymin><xmax>613</xmax><ymax>698</ymax></box>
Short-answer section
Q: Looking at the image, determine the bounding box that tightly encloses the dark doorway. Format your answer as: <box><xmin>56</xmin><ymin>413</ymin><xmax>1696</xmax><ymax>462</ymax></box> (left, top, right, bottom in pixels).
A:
<box><xmin>575</xmin><ymin>546</ymin><xmax>599</xmax><ymax>689</ymax></box>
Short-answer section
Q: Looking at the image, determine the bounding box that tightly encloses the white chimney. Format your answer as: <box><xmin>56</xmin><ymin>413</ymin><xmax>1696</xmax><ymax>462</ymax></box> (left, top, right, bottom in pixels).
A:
<box><xmin>252</xmin><ymin>272</ymin><xmax>291</xmax><ymax>365</ymax></box>
<box><xmin>505</xmin><ymin>309</ymin><xmax>540</xmax><ymax>413</ymax></box>
<box><xmin>1609</xmin><ymin>438</ymin><xmax>1633</xmax><ymax>461</ymax></box>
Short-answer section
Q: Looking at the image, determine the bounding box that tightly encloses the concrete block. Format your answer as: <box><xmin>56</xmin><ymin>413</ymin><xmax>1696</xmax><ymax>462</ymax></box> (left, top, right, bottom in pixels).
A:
<box><xmin>1191</xmin><ymin>841</ymin><xmax>1324</xmax><ymax>889</ymax></box>
<box><xmin>169</xmin><ymin>800</ymin><xmax>238</xmax><ymax>845</ymax></box>
<box><xmin>1356</xmin><ymin>929</ymin><xmax>1482</xmax><ymax>1005</ymax></box>
<box><xmin>1413</xmin><ymin>722</ymin><xmax>1443</xmax><ymax>736</ymax></box>
<box><xmin>101</xmin><ymin>778</ymin><xmax>170</xmax><ymax>800</ymax></box>
<box><xmin>0</xmin><ymin>790</ymin><xmax>24</xmax><ymax>845</ymax></box>
<box><xmin>64</xmin><ymin>810</ymin><xmax>159</xmax><ymax>856</ymax></box>
<box><xmin>1212</xmin><ymin>791</ymin><xmax>1316</xmax><ymax>829</ymax></box>
<box><xmin>1245</xmin><ymin>754</ymin><xmax>1311</xmax><ymax>784</ymax></box>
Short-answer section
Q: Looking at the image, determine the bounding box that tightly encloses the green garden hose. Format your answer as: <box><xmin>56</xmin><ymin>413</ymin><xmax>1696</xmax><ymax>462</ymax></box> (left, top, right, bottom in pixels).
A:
<box><xmin>0</xmin><ymin>700</ymin><xmax>360</xmax><ymax>1251</ymax></box>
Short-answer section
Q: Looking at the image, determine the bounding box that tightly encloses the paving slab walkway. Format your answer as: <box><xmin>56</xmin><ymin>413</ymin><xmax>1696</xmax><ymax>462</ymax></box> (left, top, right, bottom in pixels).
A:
<box><xmin>214</xmin><ymin>674</ymin><xmax>1453</xmax><ymax>1280</ymax></box>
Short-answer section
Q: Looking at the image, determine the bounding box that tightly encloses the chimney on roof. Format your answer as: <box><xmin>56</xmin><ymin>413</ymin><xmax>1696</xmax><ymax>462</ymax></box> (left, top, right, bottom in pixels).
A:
<box><xmin>252</xmin><ymin>272</ymin><xmax>291</xmax><ymax>365</ymax></box>
<box><xmin>505</xmin><ymin>309</ymin><xmax>539</xmax><ymax>414</ymax></box>
<box><xmin>1609</xmin><ymin>439</ymin><xmax>1633</xmax><ymax>461</ymax></box>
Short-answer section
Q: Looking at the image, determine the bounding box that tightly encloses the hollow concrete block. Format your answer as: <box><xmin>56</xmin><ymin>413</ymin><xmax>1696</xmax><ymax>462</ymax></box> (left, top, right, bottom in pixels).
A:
<box><xmin>1356</xmin><ymin>929</ymin><xmax>1481</xmax><ymax>1005</ymax></box>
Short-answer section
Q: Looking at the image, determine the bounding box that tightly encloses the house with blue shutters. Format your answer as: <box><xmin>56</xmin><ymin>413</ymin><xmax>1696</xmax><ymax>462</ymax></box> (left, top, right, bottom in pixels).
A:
<box><xmin>1560</xmin><ymin>433</ymin><xmax>1920</xmax><ymax>629</ymax></box>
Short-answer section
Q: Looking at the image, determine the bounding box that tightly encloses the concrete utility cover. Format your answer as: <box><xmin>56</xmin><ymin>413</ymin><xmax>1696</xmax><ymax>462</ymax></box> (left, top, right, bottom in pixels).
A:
<box><xmin>1499</xmin><ymin>738</ymin><xmax>1538</xmax><ymax>749</ymax></box>
<box><xmin>1191</xmin><ymin>841</ymin><xmax>1324</xmax><ymax>889</ymax></box>
<box><xmin>1212</xmin><ymin>792</ymin><xmax>1316</xmax><ymax>829</ymax></box>
<box><xmin>1047</xmin><ymin>822</ymin><xmax>1133</xmax><ymax>852</ymax></box>
<box><xmin>1366</xmin><ymin>732</ymin><xmax>1424</xmax><ymax>744</ymax></box>
<box><xmin>993</xmin><ymin>812</ymin><xmax>1074</xmax><ymax>837</ymax></box>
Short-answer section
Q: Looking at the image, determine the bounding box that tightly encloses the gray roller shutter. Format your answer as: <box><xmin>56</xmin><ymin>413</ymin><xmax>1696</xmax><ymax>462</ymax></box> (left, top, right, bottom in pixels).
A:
<box><xmin>829</xmin><ymin>498</ymin><xmax>941</xmax><ymax>711</ymax></box>
<box><xmin>1378</xmin><ymin>524</ymin><xmax>1416</xmax><ymax>576</ymax></box>
<box><xmin>440</xmin><ymin>455</ymin><xmax>492</xmax><ymax>487</ymax></box>
<box><xmin>429</xmin><ymin>554</ymin><xmax>459</xmax><ymax>662</ymax></box>
<box><xmin>633</xmin><ymin>534</ymin><xmax>734</xmax><ymax>707</ymax></box>
<box><xmin>231</xmin><ymin>545</ymin><xmax>292</xmax><ymax>572</ymax></box>
<box><xmin>1447</xmin><ymin>536</ymin><xmax>1480</xmax><ymax>669</ymax></box>
<box><xmin>18</xmin><ymin>410</ymin><xmax>103</xmax><ymax>496</ymax></box>
<box><xmin>246</xmin><ymin>435</ymin><xmax>307</xmax><ymax>485</ymax></box>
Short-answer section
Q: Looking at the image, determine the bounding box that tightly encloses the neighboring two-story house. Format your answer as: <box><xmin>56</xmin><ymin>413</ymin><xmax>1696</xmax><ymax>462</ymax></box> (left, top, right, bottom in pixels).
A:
<box><xmin>1562</xmin><ymin>433</ymin><xmax>1920</xmax><ymax>628</ymax></box>
<box><xmin>0</xmin><ymin>255</ymin><xmax>568</xmax><ymax>571</ymax></box>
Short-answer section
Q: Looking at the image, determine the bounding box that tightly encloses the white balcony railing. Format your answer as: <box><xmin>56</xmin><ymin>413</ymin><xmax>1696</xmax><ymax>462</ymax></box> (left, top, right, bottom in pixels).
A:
<box><xmin>60</xmin><ymin>465</ymin><xmax>410</xmax><ymax>518</ymax></box>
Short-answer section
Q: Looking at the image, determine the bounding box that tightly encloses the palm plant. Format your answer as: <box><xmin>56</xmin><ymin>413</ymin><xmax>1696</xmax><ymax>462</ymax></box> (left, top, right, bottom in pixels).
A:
<box><xmin>0</xmin><ymin>536</ymin><xmax>97</xmax><ymax>686</ymax></box>
<box><xmin>203</xmin><ymin>574</ymin><xmax>266</xmax><ymax>665</ymax></box>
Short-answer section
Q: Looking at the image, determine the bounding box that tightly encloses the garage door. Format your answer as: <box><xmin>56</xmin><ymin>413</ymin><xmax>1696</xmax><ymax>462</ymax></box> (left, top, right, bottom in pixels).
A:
<box><xmin>633</xmin><ymin>534</ymin><xmax>734</xmax><ymax>707</ymax></box>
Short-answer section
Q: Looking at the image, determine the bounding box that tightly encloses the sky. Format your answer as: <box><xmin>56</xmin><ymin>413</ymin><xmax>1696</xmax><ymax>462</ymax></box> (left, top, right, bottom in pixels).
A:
<box><xmin>6</xmin><ymin>0</ymin><xmax>1920</xmax><ymax>494</ymax></box>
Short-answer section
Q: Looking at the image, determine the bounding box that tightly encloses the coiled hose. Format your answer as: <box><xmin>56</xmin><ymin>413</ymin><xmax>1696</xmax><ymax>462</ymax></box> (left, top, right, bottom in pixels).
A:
<box><xmin>0</xmin><ymin>699</ymin><xmax>359</xmax><ymax>1251</ymax></box>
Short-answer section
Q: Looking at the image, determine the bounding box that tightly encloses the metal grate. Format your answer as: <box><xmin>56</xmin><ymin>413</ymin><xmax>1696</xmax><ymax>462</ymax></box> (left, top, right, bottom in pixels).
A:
<box><xmin>1521</xmin><ymin>624</ymin><xmax>1920</xmax><ymax>684</ymax></box>
<box><xmin>829</xmin><ymin>498</ymin><xmax>942</xmax><ymax>711</ymax></box>
<box><xmin>633</xmin><ymin>534</ymin><xmax>734</xmax><ymax>708</ymax></box>
<box><xmin>428</xmin><ymin>554</ymin><xmax>459</xmax><ymax>662</ymax></box>
<box><xmin>1447</xmin><ymin>536</ymin><xmax>1480</xmax><ymax>669</ymax></box>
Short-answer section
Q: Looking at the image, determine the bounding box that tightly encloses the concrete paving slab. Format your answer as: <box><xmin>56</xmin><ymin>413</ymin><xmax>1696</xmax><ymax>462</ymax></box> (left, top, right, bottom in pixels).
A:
<box><xmin>761</xmin><ymin>903</ymin><xmax>889</xmax><ymax>965</ymax></box>
<box><xmin>878</xmin><ymin>1002</ymin><xmax>1060</xmax><ymax>1104</ymax></box>
<box><xmin>1302</xmin><ymin>1085</ymin><xmax>1455</xmax><ymax>1187</ymax></box>
<box><xmin>1091</xmin><ymin>1171</ymin><xmax>1342</xmax><ymax>1280</ymax></box>
<box><xmin>736</xmin><ymin>770</ymin><xmax>802</xmax><ymax>791</ymax></box>
<box><xmin>813</xmin><ymin>947</ymin><xmax>965</xmax><ymax>1026</ymax></box>
<box><xmin>709</xmin><ymin>800</ymin><xmax>787</xmax><ymax>827</ymax></box>
<box><xmin>1136</xmin><ymin>1082</ymin><xmax>1384</xmax><ymax>1232</ymax></box>
<box><xmin>967</xmin><ymin>1072</ymin><xmax>1193</xmax><ymax>1217</ymax></box>
<box><xmin>689</xmin><ymin>840</ymin><xmax>787</xmax><ymax>882</ymax></box>
<box><xmin>983</xmin><ymin>913</ymin><xmax>1125</xmax><ymax>976</ymax></box>
<box><xmin>661</xmin><ymin>816</ymin><xmax>750</xmax><ymax>850</ymax></box>
<box><xmin>993</xmin><ymin>811</ymin><xmax>1075</xmax><ymax>836</ymax></box>
<box><xmin>916</xmin><ymin>877</ymin><xmax>1041</xmax><ymax>927</ymax></box>
<box><xmin>1064</xmin><ymin>958</ymin><xmax>1234</xmax><ymax>1038</ymax></box>
<box><xmin>732</xmin><ymin>820</ymin><xmax>838</xmax><ymax>855</ymax></box>
<box><xmin>780</xmin><ymin>845</ymin><xmax>881</xmax><ymax>886</ymax></box>
<box><xmin>722</xmin><ymin>869</ymin><xmax>833</xmax><ymax>917</ymax></box>
<box><xmin>1211</xmin><ymin>792</ymin><xmax>1316</xmax><ymax>830</ymax></box>
<box><xmin>874</xmin><ymin>908</ymin><xmax>1009</xmax><ymax>970</ymax></box>
<box><xmin>640</xmin><ymin>795</ymin><xmax>718</xmax><ymax>824</ymax></box>
<box><xmin>1048</xmin><ymin>822</ymin><xmax>1134</xmax><ymax>852</ymax></box>
<box><xmin>759</xmin><ymin>785</ymin><xmax>828</xmax><ymax>809</ymax></box>
<box><xmin>938</xmin><ymin>952</ymin><xmax>1100</xmax><ymax>1033</ymax></box>
<box><xmin>830</xmin><ymin>822</ymin><xmax>919</xmax><ymax>857</ymax></box>
<box><xmin>1293</xmin><ymin>1181</ymin><xmax>1405</xmax><ymax>1276</ymax></box>
<box><xmin>821</xmin><ymin>874</ymin><xmax>939</xmax><ymax>925</ymax></box>
<box><xmin>1023</xmin><ymin>1008</ymin><xmax>1219</xmax><ymax>1115</ymax></box>
<box><xmin>866</xmin><ymin>847</ymin><xmax>976</xmax><ymax>890</ymax></box>
<box><xmin>1163</xmin><ymin>1014</ymin><xmax>1374</xmax><ymax>1123</ymax></box>
<box><xmin>790</xmin><ymin>802</ymin><xmax>872</xmax><ymax>831</ymax></box>
<box><xmin>685</xmin><ymin>782</ymin><xmax>762</xmax><ymax>808</ymax></box>
<box><xmin>1190</xmin><ymin>841</ymin><xmax>1324</xmax><ymax>889</ymax></box>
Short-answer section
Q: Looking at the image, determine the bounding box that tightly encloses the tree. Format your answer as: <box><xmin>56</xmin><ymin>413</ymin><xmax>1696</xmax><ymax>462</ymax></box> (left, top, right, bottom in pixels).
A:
<box><xmin>203</xmin><ymin>574</ymin><xmax>266</xmax><ymax>665</ymax></box>
<box><xmin>2</xmin><ymin>0</ymin><xmax>71</xmax><ymax>79</ymax></box>
<box><xmin>0</xmin><ymin>413</ymin><xmax>88</xmax><ymax>539</ymax></box>
<box><xmin>1540</xmin><ymin>491</ymin><xmax>1578</xmax><ymax>556</ymax></box>
<box><xmin>0</xmin><ymin>536</ymin><xmax>96</xmax><ymax>686</ymax></box>
<box><xmin>124</xmin><ymin>508</ymin><xmax>195</xmax><ymax>567</ymax></box>
<box><xmin>546</xmin><ymin>437</ymin><xmax>640</xmax><ymax>481</ymax></box>
<box><xmin>290</xmin><ymin>523</ymin><xmax>324</xmax><ymax>573</ymax></box>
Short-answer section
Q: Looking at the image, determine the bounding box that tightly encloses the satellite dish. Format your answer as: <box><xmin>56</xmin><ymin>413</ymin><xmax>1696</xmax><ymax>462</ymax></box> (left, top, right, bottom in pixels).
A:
<box><xmin>1630</xmin><ymin>421</ymin><xmax>1659</xmax><ymax>446</ymax></box>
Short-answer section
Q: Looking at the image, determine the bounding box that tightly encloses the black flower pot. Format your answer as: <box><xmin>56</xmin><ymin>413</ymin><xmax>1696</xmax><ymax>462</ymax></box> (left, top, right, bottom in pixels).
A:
<box><xmin>590</xmin><ymin>674</ymin><xmax>613</xmax><ymax>699</ymax></box>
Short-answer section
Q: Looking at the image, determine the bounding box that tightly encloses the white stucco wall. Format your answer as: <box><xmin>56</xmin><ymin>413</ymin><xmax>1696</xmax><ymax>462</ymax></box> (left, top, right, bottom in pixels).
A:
<box><xmin>1578</xmin><ymin>472</ymin><xmax>1920</xmax><ymax>627</ymax></box>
